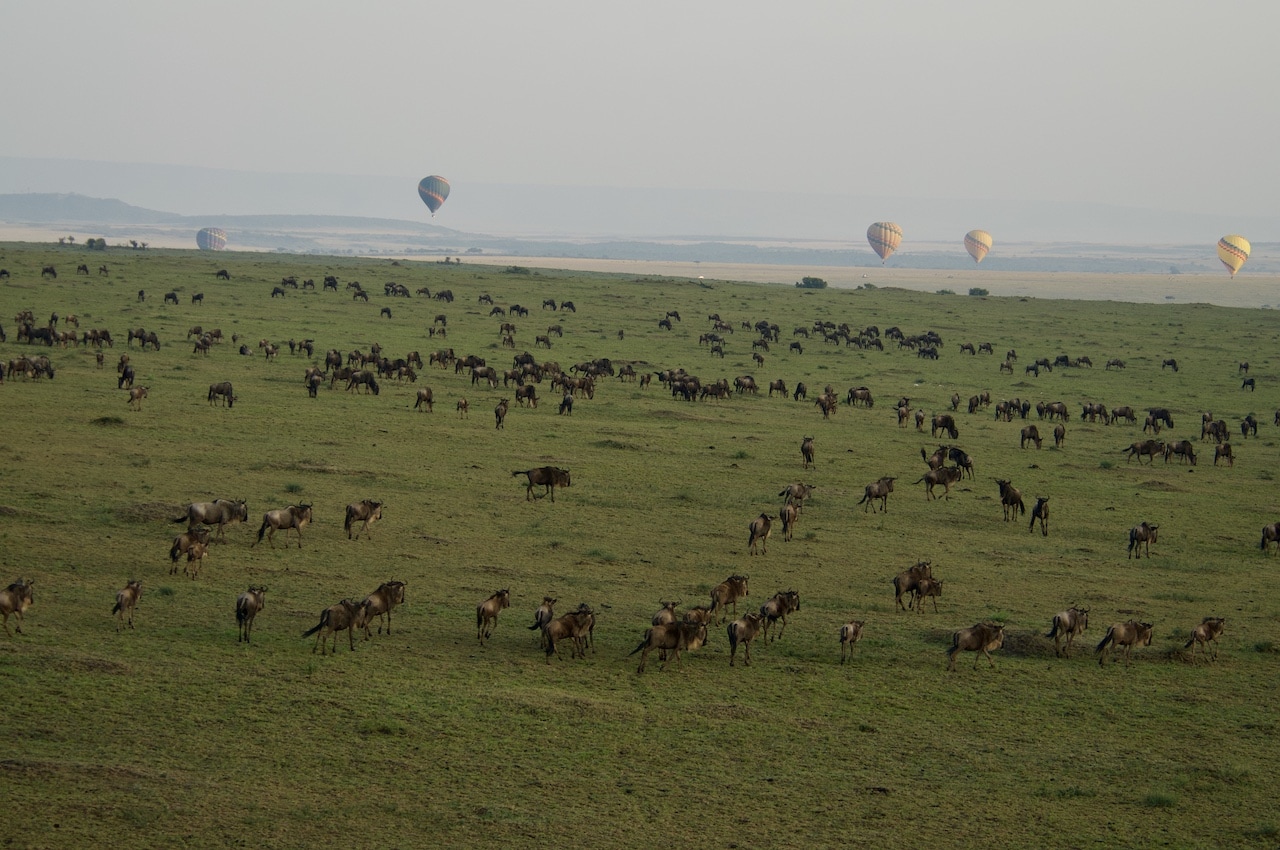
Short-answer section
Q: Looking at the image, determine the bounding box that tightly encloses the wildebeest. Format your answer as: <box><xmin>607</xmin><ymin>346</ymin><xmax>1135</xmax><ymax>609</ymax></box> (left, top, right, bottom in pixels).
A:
<box><xmin>947</xmin><ymin>622</ymin><xmax>1005</xmax><ymax>671</ymax></box>
<box><xmin>235</xmin><ymin>586</ymin><xmax>266</xmax><ymax>643</ymax></box>
<box><xmin>1020</xmin><ymin>425</ymin><xmax>1042</xmax><ymax>449</ymax></box>
<box><xmin>1</xmin><ymin>579</ymin><xmax>34</xmax><ymax>637</ymax></box>
<box><xmin>216</xmin><ymin>269</ymin><xmax>231</xmax><ymax>280</ymax></box>
<box><xmin>1241</xmin><ymin>414</ymin><xmax>1259</xmax><ymax>439</ymax></box>
<box><xmin>1260</xmin><ymin>522</ymin><xmax>1280</xmax><ymax>554</ymax></box>
<box><xmin>931</xmin><ymin>413</ymin><xmax>959</xmax><ymax>440</ymax></box>
<box><xmin>1046</xmin><ymin>606</ymin><xmax>1089</xmax><ymax>657</ymax></box>
<box><xmin>302</xmin><ymin>599</ymin><xmax>363</xmax><ymax>655</ymax></box>
<box><xmin>117</xmin><ymin>364</ymin><xmax>135</xmax><ymax>389</ymax></box>
<box><xmin>542</xmin><ymin>604</ymin><xmax>595</xmax><ymax>663</ymax></box>
<box><xmin>477</xmin><ymin>589</ymin><xmax>511</xmax><ymax>645</ymax></box>
<box><xmin>1123</xmin><ymin>439</ymin><xmax>1164</xmax><ymax>464</ymax></box>
<box><xmin>1242</xmin><ymin>377</ymin><xmax>1256</xmax><ymax>391</ymax></box>
<box><xmin>630</xmin><ymin>621</ymin><xmax>709</xmax><ymax>673</ymax></box>
<box><xmin>169</xmin><ymin>526</ymin><xmax>211</xmax><ymax>570</ymax></box>
<box><xmin>747</xmin><ymin>513</ymin><xmax>772</xmax><ymax>555</ymax></box>
<box><xmin>1096</xmin><ymin>620</ymin><xmax>1154</xmax><ymax>666</ymax></box>
<box><xmin>41</xmin><ymin>265</ymin><xmax>57</xmax><ymax>279</ymax></box>
<box><xmin>1053</xmin><ymin>423</ymin><xmax>1065</xmax><ymax>447</ymax></box>
<box><xmin>857</xmin><ymin>476</ymin><xmax>896</xmax><ymax>513</ymax></box>
<box><xmin>1161</xmin><ymin>358</ymin><xmax>1179</xmax><ymax>372</ymax></box>
<box><xmin>1214</xmin><ymin>443</ymin><xmax>1234</xmax><ymax>467</ymax></box>
<box><xmin>528</xmin><ymin>596</ymin><xmax>557</xmax><ymax>634</ymax></box>
<box><xmin>912</xmin><ymin>577</ymin><xmax>943</xmax><ymax>614</ymax></box>
<box><xmin>174</xmin><ymin>499</ymin><xmax>248</xmax><ymax>542</ymax></box>
<box><xmin>800</xmin><ymin>436</ymin><xmax>814</xmax><ymax>468</ymax></box>
<box><xmin>1184</xmin><ymin>616</ymin><xmax>1225</xmax><ymax>663</ymax></box>
<box><xmin>779</xmin><ymin>502</ymin><xmax>799</xmax><ymax>542</ymax></box>
<box><xmin>494</xmin><ymin>398</ymin><xmax>509</xmax><ymax>429</ymax></box>
<box><xmin>513</xmin><ymin>467</ymin><xmax>571</xmax><ymax>502</ymax></box>
<box><xmin>113</xmin><ymin>580</ymin><xmax>142</xmax><ymax>632</ymax></box>
<box><xmin>1028</xmin><ymin>497</ymin><xmax>1050</xmax><ymax>536</ymax></box>
<box><xmin>1127</xmin><ymin>521</ymin><xmax>1159</xmax><ymax>559</ymax></box>
<box><xmin>254</xmin><ymin>504</ymin><xmax>313</xmax><ymax>549</ymax></box>
<box><xmin>778</xmin><ymin>482</ymin><xmax>815</xmax><ymax>509</ymax></box>
<box><xmin>651</xmin><ymin>599</ymin><xmax>680</xmax><ymax>627</ymax></box>
<box><xmin>759</xmin><ymin>590</ymin><xmax>800</xmax><ymax>642</ymax></box>
<box><xmin>893</xmin><ymin>561</ymin><xmax>933</xmax><ymax>612</ymax></box>
<box><xmin>728</xmin><ymin>611</ymin><xmax>766</xmax><ymax>666</ymax></box>
<box><xmin>558</xmin><ymin>393</ymin><xmax>573</xmax><ymax>415</ymax></box>
<box><xmin>359</xmin><ymin>580</ymin><xmax>406</xmax><ymax>638</ymax></box>
<box><xmin>208</xmin><ymin>381</ymin><xmax>235</xmax><ymax>408</ymax></box>
<box><xmin>710</xmin><ymin>574</ymin><xmax>749</xmax><ymax>624</ymax></box>
<box><xmin>1163</xmin><ymin>439</ymin><xmax>1197</xmax><ymax>465</ymax></box>
<box><xmin>996</xmin><ymin>479</ymin><xmax>1025</xmax><ymax>520</ymax></box>
<box><xmin>344</xmin><ymin>499</ymin><xmax>383</xmax><ymax>541</ymax></box>
<box><xmin>126</xmin><ymin>386</ymin><xmax>149</xmax><ymax>410</ymax></box>
<box><xmin>916</xmin><ymin>467</ymin><xmax>963</xmax><ymax>500</ymax></box>
<box><xmin>839</xmin><ymin>620</ymin><xmax>865</xmax><ymax>664</ymax></box>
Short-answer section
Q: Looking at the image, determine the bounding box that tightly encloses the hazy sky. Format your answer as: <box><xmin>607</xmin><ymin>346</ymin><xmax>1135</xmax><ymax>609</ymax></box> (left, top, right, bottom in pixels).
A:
<box><xmin>3</xmin><ymin>1</ymin><xmax>1278</xmax><ymax>228</ymax></box>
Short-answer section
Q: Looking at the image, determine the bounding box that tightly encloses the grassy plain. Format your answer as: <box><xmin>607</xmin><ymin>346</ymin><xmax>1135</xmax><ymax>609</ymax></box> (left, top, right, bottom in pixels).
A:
<box><xmin>1</xmin><ymin>243</ymin><xmax>1279</xmax><ymax>848</ymax></box>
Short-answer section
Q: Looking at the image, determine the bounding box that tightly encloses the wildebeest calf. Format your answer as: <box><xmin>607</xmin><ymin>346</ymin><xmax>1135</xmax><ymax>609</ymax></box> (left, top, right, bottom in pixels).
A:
<box><xmin>1046</xmin><ymin>606</ymin><xmax>1088</xmax><ymax>657</ymax></box>
<box><xmin>113</xmin><ymin>580</ymin><xmax>142</xmax><ymax>632</ymax></box>
<box><xmin>236</xmin><ymin>586</ymin><xmax>266</xmax><ymax>643</ymax></box>
<box><xmin>1096</xmin><ymin>620</ymin><xmax>1153</xmax><ymax>667</ymax></box>
<box><xmin>839</xmin><ymin>620</ymin><xmax>865</xmax><ymax>664</ymax></box>
<box><xmin>947</xmin><ymin>621</ymin><xmax>1005</xmax><ymax>671</ymax></box>
<box><xmin>1184</xmin><ymin>616</ymin><xmax>1224</xmax><ymax>663</ymax></box>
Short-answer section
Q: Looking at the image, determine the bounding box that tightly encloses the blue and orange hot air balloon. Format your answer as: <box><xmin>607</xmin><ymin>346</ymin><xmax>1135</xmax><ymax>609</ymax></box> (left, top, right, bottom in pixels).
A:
<box><xmin>867</xmin><ymin>222</ymin><xmax>903</xmax><ymax>263</ymax></box>
<box><xmin>417</xmin><ymin>176</ymin><xmax>451</xmax><ymax>217</ymax></box>
<box><xmin>1217</xmin><ymin>234</ymin><xmax>1250</xmax><ymax>277</ymax></box>
<box><xmin>196</xmin><ymin>227</ymin><xmax>227</xmax><ymax>251</ymax></box>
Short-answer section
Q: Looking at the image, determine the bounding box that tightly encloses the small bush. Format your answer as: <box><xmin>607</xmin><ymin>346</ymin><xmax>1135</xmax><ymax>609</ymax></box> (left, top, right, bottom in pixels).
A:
<box><xmin>795</xmin><ymin>276</ymin><xmax>828</xmax><ymax>289</ymax></box>
<box><xmin>969</xmin><ymin>287</ymin><xmax>990</xmax><ymax>297</ymax></box>
<box><xmin>936</xmin><ymin>289</ymin><xmax>955</xmax><ymax>295</ymax></box>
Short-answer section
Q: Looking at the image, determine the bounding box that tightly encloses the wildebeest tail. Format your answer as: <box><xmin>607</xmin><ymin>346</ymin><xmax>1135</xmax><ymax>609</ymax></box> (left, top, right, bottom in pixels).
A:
<box><xmin>1095</xmin><ymin>630</ymin><xmax>1114</xmax><ymax>653</ymax></box>
<box><xmin>1046</xmin><ymin>620</ymin><xmax>1059</xmax><ymax>640</ymax></box>
<box><xmin>111</xmin><ymin>600</ymin><xmax>123</xmax><ymax>615</ymax></box>
<box><xmin>301</xmin><ymin>612</ymin><xmax>328</xmax><ymax>638</ymax></box>
<box><xmin>173</xmin><ymin>514</ymin><xmax>190</xmax><ymax>524</ymax></box>
<box><xmin>627</xmin><ymin>636</ymin><xmax>648</xmax><ymax>657</ymax></box>
<box><xmin>1183</xmin><ymin>635</ymin><xmax>1196</xmax><ymax>649</ymax></box>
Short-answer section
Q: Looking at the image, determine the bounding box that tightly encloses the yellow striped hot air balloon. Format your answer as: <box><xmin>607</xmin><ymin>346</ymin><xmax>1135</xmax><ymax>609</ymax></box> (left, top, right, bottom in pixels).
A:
<box><xmin>1217</xmin><ymin>234</ymin><xmax>1250</xmax><ymax>277</ymax></box>
<box><xmin>964</xmin><ymin>230</ymin><xmax>992</xmax><ymax>264</ymax></box>
<box><xmin>867</xmin><ymin>222</ymin><xmax>903</xmax><ymax>263</ymax></box>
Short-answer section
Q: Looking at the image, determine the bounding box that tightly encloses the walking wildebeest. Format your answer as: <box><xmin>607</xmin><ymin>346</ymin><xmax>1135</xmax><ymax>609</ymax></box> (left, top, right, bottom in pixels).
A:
<box><xmin>1127</xmin><ymin>521</ymin><xmax>1159</xmax><ymax>559</ymax></box>
<box><xmin>542</xmin><ymin>605</ymin><xmax>595</xmax><ymax>663</ymax></box>
<box><xmin>513</xmin><ymin>467</ymin><xmax>571</xmax><ymax>502</ymax></box>
<box><xmin>1214</xmin><ymin>443</ymin><xmax>1234</xmax><ymax>467</ymax></box>
<box><xmin>728</xmin><ymin>611</ymin><xmax>766</xmax><ymax>666</ymax></box>
<box><xmin>1046</xmin><ymin>606</ymin><xmax>1089</xmax><ymax>657</ymax></box>
<box><xmin>169</xmin><ymin>526</ymin><xmax>211</xmax><ymax>570</ymax></box>
<box><xmin>1260</xmin><ymin>522</ymin><xmax>1280</xmax><ymax>554</ymax></box>
<box><xmin>344</xmin><ymin>499</ymin><xmax>383</xmax><ymax>540</ymax></box>
<box><xmin>236</xmin><ymin>586</ymin><xmax>266</xmax><ymax>643</ymax></box>
<box><xmin>303</xmin><ymin>599</ymin><xmax>363</xmax><ymax>655</ymax></box>
<box><xmin>760</xmin><ymin>590</ymin><xmax>800</xmax><ymax>642</ymax></box>
<box><xmin>254</xmin><ymin>504</ymin><xmax>313</xmax><ymax>549</ymax></box>
<box><xmin>1123</xmin><ymin>439</ymin><xmax>1164</xmax><ymax>464</ymax></box>
<box><xmin>630</xmin><ymin>621</ymin><xmax>709</xmax><ymax>673</ymax></box>
<box><xmin>1029</xmin><ymin>497</ymin><xmax>1050</xmax><ymax>536</ymax></box>
<box><xmin>912</xmin><ymin>577</ymin><xmax>943</xmax><ymax>613</ymax></box>
<box><xmin>710</xmin><ymin>575</ymin><xmax>749</xmax><ymax>624</ymax></box>
<box><xmin>778</xmin><ymin>482</ymin><xmax>815</xmax><ymax>509</ymax></box>
<box><xmin>126</xmin><ymin>386</ymin><xmax>149</xmax><ymax>410</ymax></box>
<box><xmin>1053</xmin><ymin>423</ymin><xmax>1065</xmax><ymax>447</ymax></box>
<box><xmin>413</xmin><ymin>387</ymin><xmax>434</xmax><ymax>411</ymax></box>
<box><xmin>779</xmin><ymin>502</ymin><xmax>799</xmax><ymax>542</ymax></box>
<box><xmin>477</xmin><ymin>589</ymin><xmax>511</xmax><ymax>645</ymax></box>
<box><xmin>800</xmin><ymin>436</ymin><xmax>814</xmax><ymax>469</ymax></box>
<box><xmin>1</xmin><ymin>579</ymin><xmax>34</xmax><ymax>637</ymax></box>
<box><xmin>1184</xmin><ymin>616</ymin><xmax>1225</xmax><ymax>663</ymax></box>
<box><xmin>893</xmin><ymin>561</ymin><xmax>933</xmax><ymax>612</ymax></box>
<box><xmin>113</xmin><ymin>580</ymin><xmax>142</xmax><ymax>632</ymax></box>
<box><xmin>996</xmin><ymin>479</ymin><xmax>1025</xmax><ymax>520</ymax></box>
<box><xmin>857</xmin><ymin>476</ymin><xmax>896</xmax><ymax>513</ymax></box>
<box><xmin>916</xmin><ymin>467</ymin><xmax>963</xmax><ymax>501</ymax></box>
<box><xmin>947</xmin><ymin>622</ymin><xmax>1005</xmax><ymax>671</ymax></box>
<box><xmin>1096</xmin><ymin>620</ymin><xmax>1154</xmax><ymax>666</ymax></box>
<box><xmin>208</xmin><ymin>381</ymin><xmax>235</xmax><ymax>408</ymax></box>
<box><xmin>494</xmin><ymin>398</ymin><xmax>509</xmax><ymax>429</ymax></box>
<box><xmin>174</xmin><ymin>499</ymin><xmax>248</xmax><ymax>542</ymax></box>
<box><xmin>1164</xmin><ymin>439</ymin><xmax>1197</xmax><ymax>465</ymax></box>
<box><xmin>839</xmin><ymin>620</ymin><xmax>865</xmax><ymax>664</ymax></box>
<box><xmin>360</xmin><ymin>580</ymin><xmax>406</xmax><ymax>638</ymax></box>
<box><xmin>747</xmin><ymin>513</ymin><xmax>772</xmax><ymax>555</ymax></box>
<box><xmin>528</xmin><ymin>596</ymin><xmax>557</xmax><ymax>635</ymax></box>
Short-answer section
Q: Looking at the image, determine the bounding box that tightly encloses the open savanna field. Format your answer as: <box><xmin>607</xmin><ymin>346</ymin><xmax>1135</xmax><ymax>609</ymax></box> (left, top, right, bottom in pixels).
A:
<box><xmin>2</xmin><ymin>243</ymin><xmax>1280</xmax><ymax>848</ymax></box>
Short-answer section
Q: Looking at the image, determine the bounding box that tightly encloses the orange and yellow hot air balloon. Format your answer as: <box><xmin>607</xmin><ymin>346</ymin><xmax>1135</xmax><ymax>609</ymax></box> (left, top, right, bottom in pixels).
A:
<box><xmin>867</xmin><ymin>222</ymin><xmax>903</xmax><ymax>263</ymax></box>
<box><xmin>1217</xmin><ymin>234</ymin><xmax>1250</xmax><ymax>277</ymax></box>
<box><xmin>417</xmin><ymin>176</ymin><xmax>451</xmax><ymax>216</ymax></box>
<box><xmin>964</xmin><ymin>229</ymin><xmax>992</xmax><ymax>264</ymax></box>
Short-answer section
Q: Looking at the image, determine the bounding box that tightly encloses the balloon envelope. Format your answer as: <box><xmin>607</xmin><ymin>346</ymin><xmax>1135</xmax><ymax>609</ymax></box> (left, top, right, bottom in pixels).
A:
<box><xmin>196</xmin><ymin>227</ymin><xmax>227</xmax><ymax>251</ymax></box>
<box><xmin>867</xmin><ymin>222</ymin><xmax>903</xmax><ymax>262</ymax></box>
<box><xmin>964</xmin><ymin>229</ymin><xmax>993</xmax><ymax>264</ymax></box>
<box><xmin>1217</xmin><ymin>234</ymin><xmax>1250</xmax><ymax>277</ymax></box>
<box><xmin>417</xmin><ymin>176</ymin><xmax>451</xmax><ymax>215</ymax></box>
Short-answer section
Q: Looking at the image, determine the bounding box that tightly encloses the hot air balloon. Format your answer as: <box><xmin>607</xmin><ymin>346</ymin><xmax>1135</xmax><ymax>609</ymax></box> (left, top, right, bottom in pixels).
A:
<box><xmin>1217</xmin><ymin>234</ymin><xmax>1251</xmax><ymax>277</ymax></box>
<box><xmin>867</xmin><ymin>222</ymin><xmax>903</xmax><ymax>263</ymax></box>
<box><xmin>196</xmin><ymin>227</ymin><xmax>227</xmax><ymax>251</ymax></box>
<box><xmin>417</xmin><ymin>176</ymin><xmax>450</xmax><ymax>216</ymax></box>
<box><xmin>964</xmin><ymin>230</ymin><xmax>992</xmax><ymax>264</ymax></box>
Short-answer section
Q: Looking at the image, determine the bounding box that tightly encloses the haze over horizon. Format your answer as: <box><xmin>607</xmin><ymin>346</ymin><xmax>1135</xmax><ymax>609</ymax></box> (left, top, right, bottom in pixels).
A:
<box><xmin>3</xmin><ymin>2</ymin><xmax>1277</xmax><ymax>246</ymax></box>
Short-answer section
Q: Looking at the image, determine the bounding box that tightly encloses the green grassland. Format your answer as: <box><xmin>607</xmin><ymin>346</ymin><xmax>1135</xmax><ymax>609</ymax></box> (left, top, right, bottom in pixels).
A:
<box><xmin>1</xmin><ymin>244</ymin><xmax>1279</xmax><ymax>848</ymax></box>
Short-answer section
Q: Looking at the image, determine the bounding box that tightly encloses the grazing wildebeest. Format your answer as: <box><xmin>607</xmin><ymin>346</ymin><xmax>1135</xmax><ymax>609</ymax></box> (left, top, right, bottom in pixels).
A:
<box><xmin>1</xmin><ymin>579</ymin><xmax>34</xmax><ymax>637</ymax></box>
<box><xmin>912</xmin><ymin>577</ymin><xmax>943</xmax><ymax>613</ymax></box>
<box><xmin>916</xmin><ymin>467</ymin><xmax>963</xmax><ymax>501</ymax></box>
<box><xmin>779</xmin><ymin>502</ymin><xmax>799</xmax><ymax>541</ymax></box>
<box><xmin>302</xmin><ymin>599</ymin><xmax>363</xmax><ymax>655</ymax></box>
<box><xmin>254</xmin><ymin>504</ymin><xmax>313</xmax><ymax>549</ymax></box>
<box><xmin>1020</xmin><ymin>424</ymin><xmax>1042</xmax><ymax>449</ymax></box>
<box><xmin>800</xmin><ymin>436</ymin><xmax>814</xmax><ymax>468</ymax></box>
<box><xmin>174</xmin><ymin>499</ymin><xmax>248</xmax><ymax>542</ymax></box>
<box><xmin>931</xmin><ymin>413</ymin><xmax>959</xmax><ymax>440</ymax></box>
<box><xmin>1123</xmin><ymin>439</ymin><xmax>1164</xmax><ymax>464</ymax></box>
<box><xmin>793</xmin><ymin>381</ymin><xmax>807</xmax><ymax>401</ymax></box>
<box><xmin>236</xmin><ymin>586</ymin><xmax>266</xmax><ymax>643</ymax></box>
<box><xmin>893</xmin><ymin>561</ymin><xmax>933</xmax><ymax>612</ymax></box>
<box><xmin>191</xmin><ymin>292</ymin><xmax>204</xmax><ymax>305</ymax></box>
<box><xmin>477</xmin><ymin>589</ymin><xmax>511</xmax><ymax>645</ymax></box>
<box><xmin>947</xmin><ymin>622</ymin><xmax>1005</xmax><ymax>671</ymax></box>
<box><xmin>1163</xmin><ymin>440</ymin><xmax>1197</xmax><ymax>465</ymax></box>
<box><xmin>494</xmin><ymin>398</ymin><xmax>509</xmax><ymax>429</ymax></box>
<box><xmin>630</xmin><ymin>621</ymin><xmax>709</xmax><ymax>673</ymax></box>
<box><xmin>542</xmin><ymin>605</ymin><xmax>594</xmax><ymax>663</ymax></box>
<box><xmin>1242</xmin><ymin>377</ymin><xmax>1256</xmax><ymax>391</ymax></box>
<box><xmin>117</xmin><ymin>364</ymin><xmax>135</xmax><ymax>389</ymax></box>
<box><xmin>169</xmin><ymin>526</ymin><xmax>211</xmax><ymax>570</ymax></box>
<box><xmin>767</xmin><ymin>378</ymin><xmax>787</xmax><ymax>398</ymax></box>
<box><xmin>747</xmin><ymin>513</ymin><xmax>772</xmax><ymax>555</ymax></box>
<box><xmin>1184</xmin><ymin>616</ymin><xmax>1225</xmax><ymax>663</ymax></box>
<box><xmin>126</xmin><ymin>386</ymin><xmax>149</xmax><ymax>410</ymax></box>
<box><xmin>847</xmin><ymin>386</ymin><xmax>874</xmax><ymax>407</ymax></box>
<box><xmin>113</xmin><ymin>580</ymin><xmax>142</xmax><ymax>632</ymax></box>
<box><xmin>164</xmin><ymin>291</ymin><xmax>179</xmax><ymax>304</ymax></box>
<box><xmin>1046</xmin><ymin>606</ymin><xmax>1089</xmax><ymax>657</ymax></box>
<box><xmin>528</xmin><ymin>596</ymin><xmax>557</xmax><ymax>634</ymax></box>
<box><xmin>839</xmin><ymin>620</ymin><xmax>865</xmax><ymax>663</ymax></box>
<box><xmin>1161</xmin><ymin>358</ymin><xmax>1179</xmax><ymax>372</ymax></box>
<box><xmin>1029</xmin><ymin>497</ymin><xmax>1050</xmax><ymax>536</ymax></box>
<box><xmin>1097</xmin><ymin>620</ymin><xmax>1154</xmax><ymax>666</ymax></box>
<box><xmin>344</xmin><ymin>499</ymin><xmax>383</xmax><ymax>540</ymax></box>
<box><xmin>216</xmin><ymin>269</ymin><xmax>231</xmax><ymax>280</ymax></box>
<box><xmin>1127</xmin><ymin>521</ymin><xmax>1159</xmax><ymax>559</ymax></box>
<box><xmin>1053</xmin><ymin>423</ymin><xmax>1065</xmax><ymax>447</ymax></box>
<box><xmin>1148</xmin><ymin>407</ymin><xmax>1174</xmax><ymax>429</ymax></box>
<box><xmin>1214</xmin><ymin>443</ymin><xmax>1234</xmax><ymax>467</ymax></box>
<box><xmin>360</xmin><ymin>580</ymin><xmax>406</xmax><ymax>638</ymax></box>
<box><xmin>857</xmin><ymin>476</ymin><xmax>896</xmax><ymax>513</ymax></box>
<box><xmin>208</xmin><ymin>381</ymin><xmax>235</xmax><ymax>408</ymax></box>
<box><xmin>513</xmin><ymin>467</ymin><xmax>571</xmax><ymax>502</ymax></box>
<box><xmin>1260</xmin><ymin>522</ymin><xmax>1280</xmax><ymax>554</ymax></box>
<box><xmin>558</xmin><ymin>393</ymin><xmax>573</xmax><ymax>415</ymax></box>
<box><xmin>1241</xmin><ymin>414</ymin><xmax>1258</xmax><ymax>439</ymax></box>
<box><xmin>996</xmin><ymin>479</ymin><xmax>1025</xmax><ymax>520</ymax></box>
<box><xmin>728</xmin><ymin>611</ymin><xmax>766</xmax><ymax>666</ymax></box>
<box><xmin>515</xmin><ymin>384</ymin><xmax>537</xmax><ymax>407</ymax></box>
<box><xmin>41</xmin><ymin>265</ymin><xmax>56</xmax><ymax>279</ymax></box>
<box><xmin>710</xmin><ymin>574</ymin><xmax>749</xmax><ymax>624</ymax></box>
